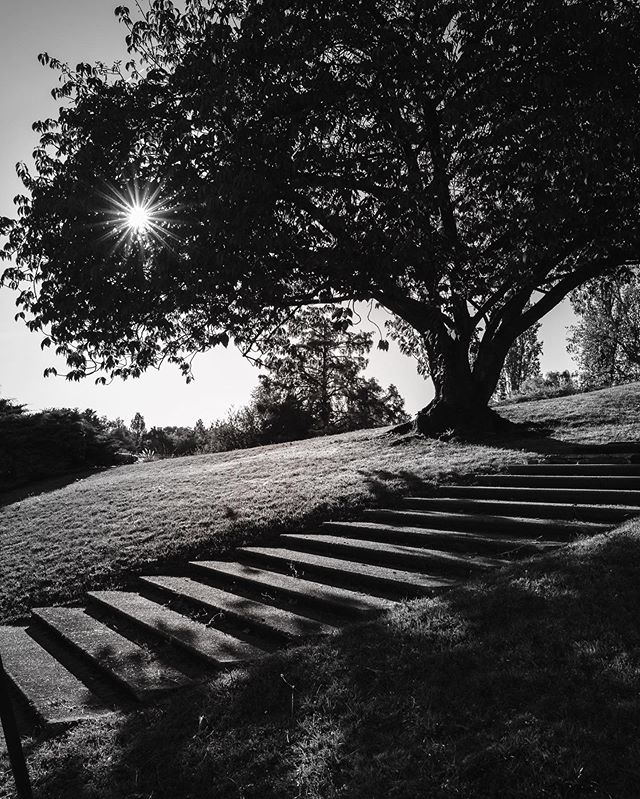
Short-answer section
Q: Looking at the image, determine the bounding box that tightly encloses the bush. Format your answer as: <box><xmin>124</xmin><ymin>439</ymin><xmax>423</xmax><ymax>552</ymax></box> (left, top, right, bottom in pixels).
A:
<box><xmin>495</xmin><ymin>371</ymin><xmax>581</xmax><ymax>405</ymax></box>
<box><xmin>0</xmin><ymin>406</ymin><xmax>125</xmax><ymax>492</ymax></box>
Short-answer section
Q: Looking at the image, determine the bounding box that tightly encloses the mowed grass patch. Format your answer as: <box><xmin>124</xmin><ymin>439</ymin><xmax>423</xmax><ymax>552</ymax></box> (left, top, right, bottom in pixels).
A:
<box><xmin>7</xmin><ymin>520</ymin><xmax>640</xmax><ymax>799</ymax></box>
<box><xmin>500</xmin><ymin>380</ymin><xmax>640</xmax><ymax>445</ymax></box>
<box><xmin>0</xmin><ymin>429</ymin><xmax>525</xmax><ymax>622</ymax></box>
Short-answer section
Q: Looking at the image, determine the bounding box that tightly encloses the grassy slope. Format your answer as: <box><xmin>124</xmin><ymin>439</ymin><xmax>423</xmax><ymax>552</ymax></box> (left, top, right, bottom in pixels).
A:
<box><xmin>2</xmin><ymin>383</ymin><xmax>640</xmax><ymax>796</ymax></box>
<box><xmin>12</xmin><ymin>521</ymin><xmax>640</xmax><ymax>799</ymax></box>
<box><xmin>2</xmin><ymin>381</ymin><xmax>639</xmax><ymax>625</ymax></box>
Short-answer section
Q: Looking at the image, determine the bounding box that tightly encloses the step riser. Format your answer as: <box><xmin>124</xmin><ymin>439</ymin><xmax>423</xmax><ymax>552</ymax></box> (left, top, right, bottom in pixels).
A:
<box><xmin>237</xmin><ymin>548</ymin><xmax>452</xmax><ymax>598</ymax></box>
<box><xmin>189</xmin><ymin>562</ymin><xmax>384</xmax><ymax>619</ymax></box>
<box><xmin>392</xmin><ymin>502</ymin><xmax>632</xmax><ymax>524</ymax></box>
<box><xmin>431</xmin><ymin>486</ymin><xmax>640</xmax><ymax>507</ymax></box>
<box><xmin>321</xmin><ymin>522</ymin><xmax>561</xmax><ymax>557</ymax></box>
<box><xmin>474</xmin><ymin>476</ymin><xmax>640</xmax><ymax>490</ymax></box>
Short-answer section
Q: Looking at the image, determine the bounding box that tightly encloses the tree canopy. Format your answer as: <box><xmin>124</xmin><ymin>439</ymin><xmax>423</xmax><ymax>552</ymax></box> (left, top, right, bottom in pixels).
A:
<box><xmin>569</xmin><ymin>270</ymin><xmax>640</xmax><ymax>388</ymax></box>
<box><xmin>2</xmin><ymin>0</ymin><xmax>640</xmax><ymax>432</ymax></box>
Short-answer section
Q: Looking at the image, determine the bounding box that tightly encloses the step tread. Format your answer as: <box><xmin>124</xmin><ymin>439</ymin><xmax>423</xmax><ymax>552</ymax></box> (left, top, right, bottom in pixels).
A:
<box><xmin>397</xmin><ymin>499</ymin><xmax>637</xmax><ymax>520</ymax></box>
<box><xmin>0</xmin><ymin>626</ymin><xmax>111</xmax><ymax>726</ymax></box>
<box><xmin>191</xmin><ymin>561</ymin><xmax>394</xmax><ymax>616</ymax></box>
<box><xmin>239</xmin><ymin>547</ymin><xmax>457</xmax><ymax>594</ymax></box>
<box><xmin>88</xmin><ymin>591</ymin><xmax>264</xmax><ymax>666</ymax></box>
<box><xmin>368</xmin><ymin>506</ymin><xmax>612</xmax><ymax>530</ymax></box>
<box><xmin>33</xmin><ymin>607</ymin><xmax>191</xmax><ymax>701</ymax></box>
<box><xmin>281</xmin><ymin>533</ymin><xmax>507</xmax><ymax>572</ymax></box>
<box><xmin>141</xmin><ymin>576</ymin><xmax>336</xmax><ymax>640</ymax></box>
<box><xmin>475</xmin><ymin>475</ymin><xmax>640</xmax><ymax>489</ymax></box>
<box><xmin>506</xmin><ymin>464</ymin><xmax>640</xmax><ymax>475</ymax></box>
<box><xmin>450</xmin><ymin>484</ymin><xmax>640</xmax><ymax>502</ymax></box>
<box><xmin>322</xmin><ymin>520</ymin><xmax>564</xmax><ymax>550</ymax></box>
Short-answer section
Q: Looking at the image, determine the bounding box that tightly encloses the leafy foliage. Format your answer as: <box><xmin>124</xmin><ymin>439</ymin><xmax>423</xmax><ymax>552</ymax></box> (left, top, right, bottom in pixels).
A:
<box><xmin>495</xmin><ymin>323</ymin><xmax>543</xmax><ymax>400</ymax></box>
<box><xmin>2</xmin><ymin>0</ymin><xmax>640</xmax><ymax>427</ymax></box>
<box><xmin>0</xmin><ymin>405</ymin><xmax>128</xmax><ymax>491</ymax></box>
<box><xmin>568</xmin><ymin>271</ymin><xmax>640</xmax><ymax>388</ymax></box>
<box><xmin>255</xmin><ymin>306</ymin><xmax>408</xmax><ymax>434</ymax></box>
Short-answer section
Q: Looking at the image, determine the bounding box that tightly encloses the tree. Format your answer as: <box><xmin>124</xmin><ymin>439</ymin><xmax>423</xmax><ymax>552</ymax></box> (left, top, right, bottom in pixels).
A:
<box><xmin>130</xmin><ymin>411</ymin><xmax>146</xmax><ymax>451</ymax></box>
<box><xmin>495</xmin><ymin>324</ymin><xmax>543</xmax><ymax>400</ymax></box>
<box><xmin>2</xmin><ymin>0</ymin><xmax>640</xmax><ymax>434</ymax></box>
<box><xmin>256</xmin><ymin>305</ymin><xmax>408</xmax><ymax>432</ymax></box>
<box><xmin>568</xmin><ymin>271</ymin><xmax>640</xmax><ymax>388</ymax></box>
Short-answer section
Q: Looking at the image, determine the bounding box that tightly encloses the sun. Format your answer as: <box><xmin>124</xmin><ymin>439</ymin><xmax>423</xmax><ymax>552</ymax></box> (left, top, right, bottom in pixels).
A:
<box><xmin>95</xmin><ymin>181</ymin><xmax>182</xmax><ymax>255</ymax></box>
<box><xmin>126</xmin><ymin>203</ymin><xmax>152</xmax><ymax>234</ymax></box>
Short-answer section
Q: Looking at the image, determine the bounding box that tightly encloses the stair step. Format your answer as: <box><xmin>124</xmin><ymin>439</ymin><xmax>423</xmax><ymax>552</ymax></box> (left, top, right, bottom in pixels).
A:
<box><xmin>0</xmin><ymin>626</ymin><xmax>111</xmax><ymax>728</ymax></box>
<box><xmin>387</xmin><ymin>501</ymin><xmax>629</xmax><ymax>525</ymax></box>
<box><xmin>238</xmin><ymin>547</ymin><xmax>457</xmax><ymax>597</ymax></box>
<box><xmin>474</xmin><ymin>475</ymin><xmax>640</xmax><ymax>491</ymax></box>
<box><xmin>506</xmin><ymin>463</ymin><xmax>640</xmax><ymax>476</ymax></box>
<box><xmin>140</xmin><ymin>576</ymin><xmax>336</xmax><ymax>641</ymax></box>
<box><xmin>366</xmin><ymin>506</ymin><xmax>603</xmax><ymax>533</ymax></box>
<box><xmin>321</xmin><ymin>520</ymin><xmax>563</xmax><ymax>556</ymax></box>
<box><xmin>191</xmin><ymin>561</ymin><xmax>394</xmax><ymax>618</ymax></box>
<box><xmin>88</xmin><ymin>591</ymin><xmax>264</xmax><ymax>667</ymax></box>
<box><xmin>33</xmin><ymin>607</ymin><xmax>191</xmax><ymax>702</ymax></box>
<box><xmin>436</xmin><ymin>485</ymin><xmax>640</xmax><ymax>506</ymax></box>
<box><xmin>280</xmin><ymin>533</ymin><xmax>506</xmax><ymax>576</ymax></box>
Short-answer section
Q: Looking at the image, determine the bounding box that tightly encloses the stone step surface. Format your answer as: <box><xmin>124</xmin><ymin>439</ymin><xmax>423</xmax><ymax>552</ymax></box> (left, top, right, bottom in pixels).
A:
<box><xmin>33</xmin><ymin>607</ymin><xmax>191</xmax><ymax>701</ymax></box>
<box><xmin>506</xmin><ymin>463</ymin><xmax>640</xmax><ymax>476</ymax></box>
<box><xmin>280</xmin><ymin>533</ymin><xmax>507</xmax><ymax>576</ymax></box>
<box><xmin>321</xmin><ymin>520</ymin><xmax>563</xmax><ymax>556</ymax></box>
<box><xmin>390</xmin><ymin>500</ymin><xmax>631</xmax><ymax>524</ymax></box>
<box><xmin>474</xmin><ymin>474</ymin><xmax>640</xmax><ymax>490</ymax></box>
<box><xmin>190</xmin><ymin>561</ymin><xmax>394</xmax><ymax>618</ymax></box>
<box><xmin>0</xmin><ymin>626</ymin><xmax>112</xmax><ymax>728</ymax></box>
<box><xmin>433</xmin><ymin>485</ymin><xmax>640</xmax><ymax>506</ymax></box>
<box><xmin>238</xmin><ymin>546</ymin><xmax>457</xmax><ymax>596</ymax></box>
<box><xmin>141</xmin><ymin>576</ymin><xmax>336</xmax><ymax>640</ymax></box>
<box><xmin>88</xmin><ymin>591</ymin><xmax>265</xmax><ymax>667</ymax></box>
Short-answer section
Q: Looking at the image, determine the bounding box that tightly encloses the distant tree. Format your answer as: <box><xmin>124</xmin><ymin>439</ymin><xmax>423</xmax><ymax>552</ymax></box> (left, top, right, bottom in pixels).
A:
<box><xmin>130</xmin><ymin>412</ymin><xmax>146</xmax><ymax>451</ymax></box>
<box><xmin>0</xmin><ymin>398</ymin><xmax>26</xmax><ymax>416</ymax></box>
<box><xmin>568</xmin><ymin>272</ymin><xmax>640</xmax><ymax>388</ymax></box>
<box><xmin>3</xmin><ymin>1</ymin><xmax>640</xmax><ymax>435</ymax></box>
<box><xmin>342</xmin><ymin>380</ymin><xmax>409</xmax><ymax>431</ymax></box>
<box><xmin>193</xmin><ymin>419</ymin><xmax>208</xmax><ymax>452</ymax></box>
<box><xmin>495</xmin><ymin>324</ymin><xmax>543</xmax><ymax>399</ymax></box>
<box><xmin>258</xmin><ymin>306</ymin><xmax>407</xmax><ymax>433</ymax></box>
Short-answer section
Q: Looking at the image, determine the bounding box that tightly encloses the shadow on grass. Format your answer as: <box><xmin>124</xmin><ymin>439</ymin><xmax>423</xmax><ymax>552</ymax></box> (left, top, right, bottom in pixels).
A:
<box><xmin>23</xmin><ymin>525</ymin><xmax>640</xmax><ymax>799</ymax></box>
<box><xmin>0</xmin><ymin>468</ymin><xmax>111</xmax><ymax>508</ymax></box>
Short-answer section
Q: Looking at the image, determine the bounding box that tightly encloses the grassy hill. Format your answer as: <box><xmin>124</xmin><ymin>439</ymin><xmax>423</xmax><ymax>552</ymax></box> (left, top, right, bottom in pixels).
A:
<box><xmin>1</xmin><ymin>382</ymin><xmax>639</xmax><ymax>624</ymax></box>
<box><xmin>2</xmin><ymin>382</ymin><xmax>640</xmax><ymax>798</ymax></box>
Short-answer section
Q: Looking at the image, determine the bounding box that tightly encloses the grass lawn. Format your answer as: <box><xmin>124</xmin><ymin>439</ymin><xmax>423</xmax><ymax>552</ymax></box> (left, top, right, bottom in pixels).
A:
<box><xmin>1</xmin><ymin>382</ymin><xmax>640</xmax><ymax>797</ymax></box>
<box><xmin>2</xmin><ymin>381</ymin><xmax>639</xmax><ymax>625</ymax></box>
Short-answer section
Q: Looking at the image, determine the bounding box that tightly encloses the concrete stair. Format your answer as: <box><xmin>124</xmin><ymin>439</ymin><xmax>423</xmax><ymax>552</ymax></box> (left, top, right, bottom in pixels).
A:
<box><xmin>2</xmin><ymin>454</ymin><xmax>639</xmax><ymax>731</ymax></box>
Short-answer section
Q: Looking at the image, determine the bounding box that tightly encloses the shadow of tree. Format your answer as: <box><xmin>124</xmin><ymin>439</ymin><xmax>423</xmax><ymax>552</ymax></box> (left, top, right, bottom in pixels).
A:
<box><xmin>22</xmin><ymin>522</ymin><xmax>640</xmax><ymax>799</ymax></box>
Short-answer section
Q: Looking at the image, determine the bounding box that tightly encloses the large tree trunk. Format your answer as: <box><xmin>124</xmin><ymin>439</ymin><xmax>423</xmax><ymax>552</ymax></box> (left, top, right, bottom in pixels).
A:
<box><xmin>399</xmin><ymin>330</ymin><xmax>511</xmax><ymax>437</ymax></box>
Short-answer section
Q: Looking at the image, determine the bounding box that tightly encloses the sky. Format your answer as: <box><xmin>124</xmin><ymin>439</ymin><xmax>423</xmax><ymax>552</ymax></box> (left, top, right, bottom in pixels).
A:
<box><xmin>0</xmin><ymin>0</ymin><xmax>577</xmax><ymax>427</ymax></box>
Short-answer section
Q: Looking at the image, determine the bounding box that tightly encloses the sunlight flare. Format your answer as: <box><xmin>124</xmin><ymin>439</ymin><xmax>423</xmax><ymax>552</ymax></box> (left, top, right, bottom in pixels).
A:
<box><xmin>95</xmin><ymin>181</ymin><xmax>182</xmax><ymax>254</ymax></box>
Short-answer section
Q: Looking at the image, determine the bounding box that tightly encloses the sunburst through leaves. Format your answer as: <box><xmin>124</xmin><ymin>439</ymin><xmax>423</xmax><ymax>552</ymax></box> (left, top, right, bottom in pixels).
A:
<box><xmin>96</xmin><ymin>181</ymin><xmax>182</xmax><ymax>254</ymax></box>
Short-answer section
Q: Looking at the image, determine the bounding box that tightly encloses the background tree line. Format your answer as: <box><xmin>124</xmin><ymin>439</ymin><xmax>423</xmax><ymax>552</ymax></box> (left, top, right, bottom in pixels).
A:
<box><xmin>0</xmin><ymin>307</ymin><xmax>409</xmax><ymax>490</ymax></box>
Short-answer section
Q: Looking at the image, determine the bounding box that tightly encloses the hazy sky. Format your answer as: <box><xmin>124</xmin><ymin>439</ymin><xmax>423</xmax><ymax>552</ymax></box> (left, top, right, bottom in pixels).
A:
<box><xmin>0</xmin><ymin>1</ymin><xmax>577</xmax><ymax>427</ymax></box>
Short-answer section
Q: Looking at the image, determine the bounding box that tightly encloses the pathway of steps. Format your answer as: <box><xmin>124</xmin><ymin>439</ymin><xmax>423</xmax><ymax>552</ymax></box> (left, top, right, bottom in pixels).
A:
<box><xmin>3</xmin><ymin>456</ymin><xmax>640</xmax><ymax>732</ymax></box>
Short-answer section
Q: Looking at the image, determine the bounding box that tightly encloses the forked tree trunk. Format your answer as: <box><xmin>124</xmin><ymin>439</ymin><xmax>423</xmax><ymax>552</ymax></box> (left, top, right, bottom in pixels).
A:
<box><xmin>400</xmin><ymin>330</ymin><xmax>512</xmax><ymax>437</ymax></box>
